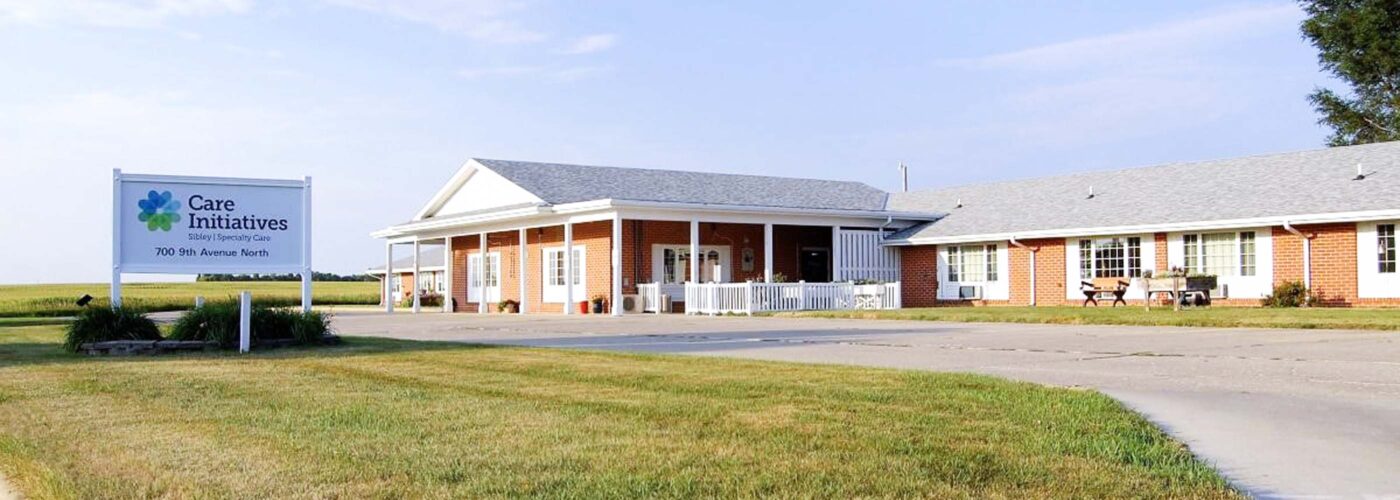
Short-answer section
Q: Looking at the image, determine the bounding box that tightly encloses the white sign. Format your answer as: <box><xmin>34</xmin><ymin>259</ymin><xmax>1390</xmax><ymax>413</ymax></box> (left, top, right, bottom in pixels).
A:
<box><xmin>111</xmin><ymin>170</ymin><xmax>312</xmax><ymax>308</ymax></box>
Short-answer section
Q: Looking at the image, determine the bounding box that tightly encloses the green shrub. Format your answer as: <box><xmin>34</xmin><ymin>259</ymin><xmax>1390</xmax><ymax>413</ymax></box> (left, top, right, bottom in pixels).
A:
<box><xmin>1262</xmin><ymin>281</ymin><xmax>1317</xmax><ymax>308</ymax></box>
<box><xmin>64</xmin><ymin>307</ymin><xmax>162</xmax><ymax>352</ymax></box>
<box><xmin>168</xmin><ymin>301</ymin><xmax>333</xmax><ymax>349</ymax></box>
<box><xmin>399</xmin><ymin>293</ymin><xmax>442</xmax><ymax>308</ymax></box>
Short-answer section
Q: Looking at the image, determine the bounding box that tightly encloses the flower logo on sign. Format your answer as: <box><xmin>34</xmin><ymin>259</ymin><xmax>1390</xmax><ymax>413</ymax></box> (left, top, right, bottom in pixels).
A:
<box><xmin>136</xmin><ymin>190</ymin><xmax>181</xmax><ymax>231</ymax></box>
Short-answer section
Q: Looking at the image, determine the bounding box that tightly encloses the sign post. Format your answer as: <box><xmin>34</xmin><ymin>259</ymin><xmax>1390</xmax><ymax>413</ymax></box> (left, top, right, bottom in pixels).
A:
<box><xmin>112</xmin><ymin>170</ymin><xmax>313</xmax><ymax>348</ymax></box>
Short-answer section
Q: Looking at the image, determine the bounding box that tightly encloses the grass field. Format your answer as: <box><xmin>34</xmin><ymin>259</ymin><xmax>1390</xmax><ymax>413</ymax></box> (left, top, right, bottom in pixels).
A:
<box><xmin>0</xmin><ymin>282</ymin><xmax>380</xmax><ymax>317</ymax></box>
<box><xmin>780</xmin><ymin>306</ymin><xmax>1400</xmax><ymax>331</ymax></box>
<box><xmin>0</xmin><ymin>324</ymin><xmax>1239</xmax><ymax>498</ymax></box>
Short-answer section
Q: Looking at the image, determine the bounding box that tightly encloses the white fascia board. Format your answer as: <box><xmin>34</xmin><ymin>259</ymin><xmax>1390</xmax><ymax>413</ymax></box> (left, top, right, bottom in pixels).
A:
<box><xmin>372</xmin><ymin>206</ymin><xmax>551</xmax><ymax>238</ymax></box>
<box><xmin>413</xmin><ymin>159</ymin><xmax>479</xmax><ymax>221</ymax></box>
<box><xmin>121</xmin><ymin>172</ymin><xmax>305</xmax><ymax>188</ymax></box>
<box><xmin>367</xmin><ymin>266</ymin><xmax>445</xmax><ymax>275</ymax></box>
<box><xmin>882</xmin><ymin>209</ymin><xmax>1400</xmax><ymax>246</ymax></box>
<box><xmin>375</xmin><ymin>198</ymin><xmax>937</xmax><ymax>240</ymax></box>
<box><xmin>607</xmin><ymin>199</ymin><xmax>942</xmax><ymax>221</ymax></box>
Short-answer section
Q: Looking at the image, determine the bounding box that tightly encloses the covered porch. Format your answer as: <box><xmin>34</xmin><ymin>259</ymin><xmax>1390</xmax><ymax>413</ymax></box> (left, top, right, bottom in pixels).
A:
<box><xmin>380</xmin><ymin>214</ymin><xmax>904</xmax><ymax>316</ymax></box>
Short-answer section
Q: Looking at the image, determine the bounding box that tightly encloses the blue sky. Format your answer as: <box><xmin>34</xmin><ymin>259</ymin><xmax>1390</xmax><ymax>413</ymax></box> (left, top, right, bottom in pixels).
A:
<box><xmin>0</xmin><ymin>1</ymin><xmax>1331</xmax><ymax>283</ymax></box>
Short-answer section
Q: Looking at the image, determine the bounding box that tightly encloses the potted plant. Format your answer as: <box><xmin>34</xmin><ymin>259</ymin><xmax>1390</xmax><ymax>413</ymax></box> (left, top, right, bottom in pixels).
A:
<box><xmin>590</xmin><ymin>295</ymin><xmax>607</xmax><ymax>314</ymax></box>
<box><xmin>497</xmin><ymin>299</ymin><xmax>519</xmax><ymax>314</ymax></box>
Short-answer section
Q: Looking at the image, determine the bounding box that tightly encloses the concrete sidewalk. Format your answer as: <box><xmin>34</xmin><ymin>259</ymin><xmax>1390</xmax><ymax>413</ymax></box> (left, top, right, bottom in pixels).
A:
<box><xmin>334</xmin><ymin>312</ymin><xmax>1400</xmax><ymax>499</ymax></box>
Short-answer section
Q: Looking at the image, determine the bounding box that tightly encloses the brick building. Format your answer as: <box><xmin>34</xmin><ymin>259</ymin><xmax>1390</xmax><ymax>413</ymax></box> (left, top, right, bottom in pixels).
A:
<box><xmin>376</xmin><ymin>142</ymin><xmax>1400</xmax><ymax>313</ymax></box>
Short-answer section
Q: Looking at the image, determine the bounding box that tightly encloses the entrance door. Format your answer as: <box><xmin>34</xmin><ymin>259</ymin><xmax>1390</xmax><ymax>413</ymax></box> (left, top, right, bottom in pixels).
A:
<box><xmin>467</xmin><ymin>252</ymin><xmax>501</xmax><ymax>304</ymax></box>
<box><xmin>799</xmin><ymin>248</ymin><xmax>831</xmax><ymax>282</ymax></box>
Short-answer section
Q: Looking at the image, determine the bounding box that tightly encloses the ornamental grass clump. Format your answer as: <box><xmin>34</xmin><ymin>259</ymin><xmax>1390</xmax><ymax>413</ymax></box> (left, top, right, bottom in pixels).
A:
<box><xmin>168</xmin><ymin>300</ymin><xmax>332</xmax><ymax>349</ymax></box>
<box><xmin>63</xmin><ymin>307</ymin><xmax>162</xmax><ymax>352</ymax></box>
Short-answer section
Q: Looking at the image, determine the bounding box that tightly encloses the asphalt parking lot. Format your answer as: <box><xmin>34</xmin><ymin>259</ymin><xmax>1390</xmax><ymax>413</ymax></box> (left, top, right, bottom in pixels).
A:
<box><xmin>334</xmin><ymin>312</ymin><xmax>1400</xmax><ymax>499</ymax></box>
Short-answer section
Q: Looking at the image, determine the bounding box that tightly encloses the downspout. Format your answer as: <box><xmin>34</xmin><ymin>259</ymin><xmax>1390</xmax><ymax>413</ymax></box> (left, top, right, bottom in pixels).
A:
<box><xmin>1009</xmin><ymin>237</ymin><xmax>1036</xmax><ymax>307</ymax></box>
<box><xmin>1283</xmin><ymin>222</ymin><xmax>1312</xmax><ymax>290</ymax></box>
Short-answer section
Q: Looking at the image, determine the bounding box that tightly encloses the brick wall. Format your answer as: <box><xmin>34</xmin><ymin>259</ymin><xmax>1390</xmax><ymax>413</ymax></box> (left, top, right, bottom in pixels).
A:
<box><xmin>900</xmin><ymin>245</ymin><xmax>939</xmax><ymax>307</ymax></box>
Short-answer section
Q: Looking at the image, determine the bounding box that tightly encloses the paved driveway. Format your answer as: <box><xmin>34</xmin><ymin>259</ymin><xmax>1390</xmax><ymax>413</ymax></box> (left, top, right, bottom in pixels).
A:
<box><xmin>333</xmin><ymin>312</ymin><xmax>1400</xmax><ymax>499</ymax></box>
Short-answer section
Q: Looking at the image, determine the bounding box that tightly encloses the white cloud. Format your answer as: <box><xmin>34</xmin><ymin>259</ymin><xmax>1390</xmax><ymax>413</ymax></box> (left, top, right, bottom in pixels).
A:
<box><xmin>560</xmin><ymin>33</ymin><xmax>616</xmax><ymax>55</ymax></box>
<box><xmin>0</xmin><ymin>0</ymin><xmax>250</xmax><ymax>28</ymax></box>
<box><xmin>322</xmin><ymin>0</ymin><xmax>546</xmax><ymax>44</ymax></box>
<box><xmin>456</xmin><ymin>65</ymin><xmax>542</xmax><ymax>79</ymax></box>
<box><xmin>456</xmin><ymin>64</ymin><xmax>610</xmax><ymax>82</ymax></box>
<box><xmin>947</xmin><ymin>4</ymin><xmax>1302</xmax><ymax>71</ymax></box>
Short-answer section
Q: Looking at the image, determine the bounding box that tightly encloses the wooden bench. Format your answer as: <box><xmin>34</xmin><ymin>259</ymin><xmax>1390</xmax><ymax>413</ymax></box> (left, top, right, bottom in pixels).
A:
<box><xmin>1081</xmin><ymin>277</ymin><xmax>1129</xmax><ymax>307</ymax></box>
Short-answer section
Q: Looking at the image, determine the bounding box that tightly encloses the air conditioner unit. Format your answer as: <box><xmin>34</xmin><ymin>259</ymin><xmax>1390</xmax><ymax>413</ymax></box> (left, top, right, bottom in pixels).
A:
<box><xmin>659</xmin><ymin>294</ymin><xmax>673</xmax><ymax>313</ymax></box>
<box><xmin>620</xmin><ymin>294</ymin><xmax>643</xmax><ymax>313</ymax></box>
<box><xmin>958</xmin><ymin>285</ymin><xmax>983</xmax><ymax>300</ymax></box>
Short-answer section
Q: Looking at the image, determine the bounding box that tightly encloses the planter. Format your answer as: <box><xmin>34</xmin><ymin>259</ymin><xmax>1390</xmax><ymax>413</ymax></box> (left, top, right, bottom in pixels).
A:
<box><xmin>499</xmin><ymin>302</ymin><xmax>518</xmax><ymax>314</ymax></box>
<box><xmin>592</xmin><ymin>301</ymin><xmax>605</xmax><ymax>314</ymax></box>
<box><xmin>578</xmin><ymin>301</ymin><xmax>590</xmax><ymax>314</ymax></box>
<box><xmin>1186</xmin><ymin>276</ymin><xmax>1218</xmax><ymax>291</ymax></box>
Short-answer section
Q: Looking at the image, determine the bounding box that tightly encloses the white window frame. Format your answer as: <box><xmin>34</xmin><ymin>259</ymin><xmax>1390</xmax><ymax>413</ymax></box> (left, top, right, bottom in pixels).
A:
<box><xmin>939</xmin><ymin>242</ymin><xmax>1009</xmax><ymax>300</ymax></box>
<box><xmin>1166</xmin><ymin>229</ymin><xmax>1272</xmax><ymax>299</ymax></box>
<box><xmin>651</xmin><ymin>244</ymin><xmax>731</xmax><ymax>285</ymax></box>
<box><xmin>1181</xmin><ymin>231</ymin><xmax>1256</xmax><ymax>277</ymax></box>
<box><xmin>1077</xmin><ymin>237</ymin><xmax>1142</xmax><ymax>280</ymax></box>
<box><xmin>1358</xmin><ymin>221</ymin><xmax>1400</xmax><ymax>298</ymax></box>
<box><xmin>542</xmin><ymin>246</ymin><xmax>585</xmax><ymax>303</ymax></box>
<box><xmin>468</xmin><ymin>252</ymin><xmax>501</xmax><ymax>303</ymax></box>
<box><xmin>1066</xmin><ymin>235</ymin><xmax>1156</xmax><ymax>301</ymax></box>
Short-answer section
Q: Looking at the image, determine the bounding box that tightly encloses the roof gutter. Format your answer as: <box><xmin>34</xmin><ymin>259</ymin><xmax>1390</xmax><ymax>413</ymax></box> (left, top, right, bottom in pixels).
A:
<box><xmin>1008</xmin><ymin>237</ymin><xmax>1036</xmax><ymax>307</ymax></box>
<box><xmin>1283</xmin><ymin>221</ymin><xmax>1314</xmax><ymax>290</ymax></box>
<box><xmin>883</xmin><ymin>209</ymin><xmax>1400</xmax><ymax>246</ymax></box>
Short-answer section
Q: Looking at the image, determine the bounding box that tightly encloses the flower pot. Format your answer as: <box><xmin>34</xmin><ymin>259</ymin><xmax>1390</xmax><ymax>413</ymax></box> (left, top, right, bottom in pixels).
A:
<box><xmin>578</xmin><ymin>301</ymin><xmax>589</xmax><ymax>314</ymax></box>
<box><xmin>592</xmin><ymin>301</ymin><xmax>605</xmax><ymax>314</ymax></box>
<box><xmin>500</xmin><ymin>303</ymin><xmax>518</xmax><ymax>314</ymax></box>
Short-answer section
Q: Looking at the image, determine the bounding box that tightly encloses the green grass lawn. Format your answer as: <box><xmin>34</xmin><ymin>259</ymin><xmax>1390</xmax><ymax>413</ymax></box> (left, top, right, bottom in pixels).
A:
<box><xmin>780</xmin><ymin>306</ymin><xmax>1400</xmax><ymax>331</ymax></box>
<box><xmin>0</xmin><ymin>324</ymin><xmax>1240</xmax><ymax>498</ymax></box>
<box><xmin>0</xmin><ymin>282</ymin><xmax>380</xmax><ymax>317</ymax></box>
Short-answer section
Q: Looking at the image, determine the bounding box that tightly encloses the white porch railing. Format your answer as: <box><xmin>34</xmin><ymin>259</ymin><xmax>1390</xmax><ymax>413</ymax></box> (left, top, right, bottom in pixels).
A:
<box><xmin>637</xmin><ymin>283</ymin><xmax>664</xmax><ymax>313</ymax></box>
<box><xmin>684</xmin><ymin>281</ymin><xmax>901</xmax><ymax>315</ymax></box>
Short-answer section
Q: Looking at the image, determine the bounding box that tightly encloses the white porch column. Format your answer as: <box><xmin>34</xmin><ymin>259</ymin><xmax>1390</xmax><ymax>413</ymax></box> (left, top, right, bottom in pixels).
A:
<box><xmin>689</xmin><ymin>220</ymin><xmax>700</xmax><ymax>284</ymax></box>
<box><xmin>832</xmin><ymin>226</ymin><xmax>843</xmax><ymax>282</ymax></box>
<box><xmin>763</xmin><ymin>223</ymin><xmax>774</xmax><ymax>282</ymax></box>
<box><xmin>612</xmin><ymin>214</ymin><xmax>623</xmax><ymax>317</ymax></box>
<box><xmin>383</xmin><ymin>241</ymin><xmax>394</xmax><ymax>313</ymax></box>
<box><xmin>518</xmin><ymin>228</ymin><xmax>528</xmax><ymax>314</ymax></box>
<box><xmin>478</xmin><ymin>233</ymin><xmax>488</xmax><ymax>314</ymax></box>
<box><xmin>443</xmin><ymin>237</ymin><xmax>453</xmax><ymax>312</ymax></box>
<box><xmin>412</xmin><ymin>239</ymin><xmax>421</xmax><ymax>313</ymax></box>
<box><xmin>564</xmin><ymin>223</ymin><xmax>574</xmax><ymax>314</ymax></box>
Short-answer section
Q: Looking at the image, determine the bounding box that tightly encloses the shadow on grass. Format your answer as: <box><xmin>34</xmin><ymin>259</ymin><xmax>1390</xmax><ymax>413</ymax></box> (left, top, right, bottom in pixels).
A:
<box><xmin>0</xmin><ymin>329</ymin><xmax>504</xmax><ymax>369</ymax></box>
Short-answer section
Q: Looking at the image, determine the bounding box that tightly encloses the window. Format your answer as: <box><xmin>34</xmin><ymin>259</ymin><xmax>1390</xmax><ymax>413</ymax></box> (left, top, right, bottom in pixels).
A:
<box><xmin>392</xmin><ymin>275</ymin><xmax>401</xmax><ymax>293</ymax></box>
<box><xmin>1181</xmin><ymin>231</ymin><xmax>1256</xmax><ymax>276</ymax></box>
<box><xmin>947</xmin><ymin>246</ymin><xmax>961</xmax><ymax>282</ymax></box>
<box><xmin>543</xmin><ymin>247</ymin><xmax>585</xmax><ymax>302</ymax></box>
<box><xmin>985</xmin><ymin>244</ymin><xmax>998</xmax><ymax>282</ymax></box>
<box><xmin>1079</xmin><ymin>237</ymin><xmax>1141</xmax><ymax>279</ymax></box>
<box><xmin>946</xmin><ymin>244</ymin><xmax>997</xmax><ymax>282</ymax></box>
<box><xmin>656</xmin><ymin>246</ymin><xmax>729</xmax><ymax>284</ymax></box>
<box><xmin>1239</xmin><ymin>232</ymin><xmax>1256</xmax><ymax>277</ymax></box>
<box><xmin>1380</xmin><ymin>224</ymin><xmax>1397</xmax><ymax>274</ymax></box>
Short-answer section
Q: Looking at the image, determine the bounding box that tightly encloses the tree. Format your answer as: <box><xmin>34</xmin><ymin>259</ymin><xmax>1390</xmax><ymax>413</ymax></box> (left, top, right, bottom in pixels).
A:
<box><xmin>1300</xmin><ymin>0</ymin><xmax>1400</xmax><ymax>146</ymax></box>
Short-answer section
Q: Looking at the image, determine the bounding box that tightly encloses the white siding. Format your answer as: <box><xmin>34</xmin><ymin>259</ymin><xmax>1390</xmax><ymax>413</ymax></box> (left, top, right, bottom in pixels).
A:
<box><xmin>937</xmin><ymin>242</ymin><xmax>1009</xmax><ymax>301</ymax></box>
<box><xmin>835</xmin><ymin>229</ymin><xmax>901</xmax><ymax>282</ymax></box>
<box><xmin>1357</xmin><ymin>221</ymin><xmax>1400</xmax><ymax>298</ymax></box>
<box><xmin>1166</xmin><ymin>228</ymin><xmax>1273</xmax><ymax>299</ymax></box>
<box><xmin>435</xmin><ymin>167</ymin><xmax>542</xmax><ymax>216</ymax></box>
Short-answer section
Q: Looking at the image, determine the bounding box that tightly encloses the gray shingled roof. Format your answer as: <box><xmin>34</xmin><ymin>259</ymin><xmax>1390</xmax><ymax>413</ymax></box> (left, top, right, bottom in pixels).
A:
<box><xmin>368</xmin><ymin>246</ymin><xmax>444</xmax><ymax>273</ymax></box>
<box><xmin>476</xmin><ymin>158</ymin><xmax>891</xmax><ymax>211</ymax></box>
<box><xmin>887</xmin><ymin>141</ymin><xmax>1400</xmax><ymax>241</ymax></box>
